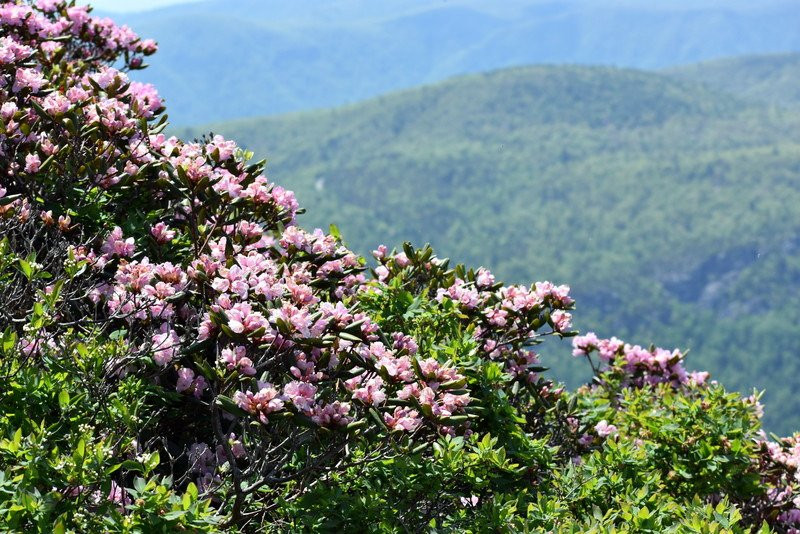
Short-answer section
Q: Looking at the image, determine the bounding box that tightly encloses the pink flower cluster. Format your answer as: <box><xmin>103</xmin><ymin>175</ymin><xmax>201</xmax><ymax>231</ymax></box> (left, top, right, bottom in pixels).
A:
<box><xmin>176</xmin><ymin>367</ymin><xmax>208</xmax><ymax>398</ymax></box>
<box><xmin>384</xmin><ymin>406</ymin><xmax>422</xmax><ymax>432</ymax></box>
<box><xmin>151</xmin><ymin>323</ymin><xmax>180</xmax><ymax>366</ymax></box>
<box><xmin>362</xmin><ymin>258</ymin><xmax>572</xmax><ymax>393</ymax></box>
<box><xmin>572</xmin><ymin>332</ymin><xmax>710</xmax><ymax>388</ymax></box>
<box><xmin>436</xmin><ymin>278</ymin><xmax>481</xmax><ymax>309</ymax></box>
<box><xmin>233</xmin><ymin>383</ymin><xmax>284</xmax><ymax>424</ymax></box>
<box><xmin>220</xmin><ymin>346</ymin><xmax>256</xmax><ymax>376</ymax></box>
<box><xmin>94</xmin><ymin>256</ymin><xmax>189</xmax><ymax>324</ymax></box>
<box><xmin>370</xmin><ymin>248</ymin><xmax>568</xmax><ymax>398</ymax></box>
<box><xmin>757</xmin><ymin>434</ymin><xmax>800</xmax><ymax>530</ymax></box>
<box><xmin>0</xmin><ymin>0</ymin><xmax>159</xmax><ymax>225</ymax></box>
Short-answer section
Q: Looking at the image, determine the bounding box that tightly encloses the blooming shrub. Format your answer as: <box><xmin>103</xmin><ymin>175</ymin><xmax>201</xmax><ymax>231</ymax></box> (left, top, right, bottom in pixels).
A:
<box><xmin>0</xmin><ymin>1</ymin><xmax>799</xmax><ymax>531</ymax></box>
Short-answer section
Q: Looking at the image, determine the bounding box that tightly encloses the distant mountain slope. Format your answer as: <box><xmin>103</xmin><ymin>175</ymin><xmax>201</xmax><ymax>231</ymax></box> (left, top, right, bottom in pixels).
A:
<box><xmin>108</xmin><ymin>0</ymin><xmax>800</xmax><ymax>124</ymax></box>
<box><xmin>665</xmin><ymin>53</ymin><xmax>800</xmax><ymax>108</ymax></box>
<box><xmin>180</xmin><ymin>65</ymin><xmax>800</xmax><ymax>433</ymax></box>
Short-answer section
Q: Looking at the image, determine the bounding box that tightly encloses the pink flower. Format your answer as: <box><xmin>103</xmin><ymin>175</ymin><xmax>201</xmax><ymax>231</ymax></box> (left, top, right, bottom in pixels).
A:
<box><xmin>283</xmin><ymin>381</ymin><xmax>317</xmax><ymax>414</ymax></box>
<box><xmin>280</xmin><ymin>226</ymin><xmax>308</xmax><ymax>250</ymax></box>
<box><xmin>270</xmin><ymin>185</ymin><xmax>299</xmax><ymax>217</ymax></box>
<box><xmin>41</xmin><ymin>92</ymin><xmax>71</xmax><ymax>115</ymax></box>
<box><xmin>320</xmin><ymin>302</ymin><xmax>353</xmax><ymax>327</ymax></box>
<box><xmin>35</xmin><ymin>0</ymin><xmax>59</xmax><ymax>12</ymax></box>
<box><xmin>228</xmin><ymin>434</ymin><xmax>247</xmax><ymax>459</ymax></box>
<box><xmin>460</xmin><ymin>495</ymin><xmax>479</xmax><ymax>507</ymax></box>
<box><xmin>198</xmin><ymin>315</ymin><xmax>216</xmax><ymax>341</ymax></box>
<box><xmin>234</xmin><ymin>384</ymin><xmax>284</xmax><ymax>424</ymax></box>
<box><xmin>66</xmin><ymin>86</ymin><xmax>89</xmax><ymax>103</ymax></box>
<box><xmin>535</xmin><ymin>281</ymin><xmax>574</xmax><ymax>307</ymax></box>
<box><xmin>375</xmin><ymin>265</ymin><xmax>389</xmax><ymax>281</ymax></box>
<box><xmin>205</xmin><ymin>134</ymin><xmax>237</xmax><ymax>161</ymax></box>
<box><xmin>270</xmin><ymin>303</ymin><xmax>319</xmax><ymax>338</ymax></box>
<box><xmin>150</xmin><ymin>222</ymin><xmax>176</xmax><ymax>244</ymax></box>
<box><xmin>20</xmin><ymin>336</ymin><xmax>46</xmax><ymax>357</ymax></box>
<box><xmin>107</xmin><ymin>481</ymin><xmax>128</xmax><ymax>507</ymax></box>
<box><xmin>176</xmin><ymin>367</ymin><xmax>195</xmax><ymax>393</ymax></box>
<box><xmin>436</xmin><ymin>279</ymin><xmax>480</xmax><ymax>309</ymax></box>
<box><xmin>311</xmin><ymin>401</ymin><xmax>351</xmax><ymax>427</ymax></box>
<box><xmin>418</xmin><ymin>358</ymin><xmax>463</xmax><ymax>383</ymax></box>
<box><xmin>351</xmin><ymin>376</ymin><xmax>386</xmax><ymax>406</ymax></box>
<box><xmin>688</xmin><ymin>371</ymin><xmax>710</xmax><ymax>386</ymax></box>
<box><xmin>484</xmin><ymin>308</ymin><xmax>508</xmax><ymax>327</ymax></box>
<box><xmin>24</xmin><ymin>153</ymin><xmax>41</xmax><ymax>173</ymax></box>
<box><xmin>127</xmin><ymin>81</ymin><xmax>162</xmax><ymax>117</ymax></box>
<box><xmin>91</xmin><ymin>66</ymin><xmax>127</xmax><ymax>90</ymax></box>
<box><xmin>225</xmin><ymin>302</ymin><xmax>268</xmax><ymax>335</ymax></box>
<box><xmin>13</xmin><ymin>67</ymin><xmax>46</xmax><ymax>92</ymax></box>
<box><xmin>391</xmin><ymin>332</ymin><xmax>418</xmax><ymax>355</ymax></box>
<box><xmin>0</xmin><ymin>101</ymin><xmax>16</xmax><ymax>119</ymax></box>
<box><xmin>572</xmin><ymin>332</ymin><xmax>600</xmax><ymax>357</ymax></box>
<box><xmin>0</xmin><ymin>36</ymin><xmax>33</xmax><ymax>64</ymax></box>
<box><xmin>372</xmin><ymin>245</ymin><xmax>388</xmax><ymax>260</ymax></box>
<box><xmin>475</xmin><ymin>268</ymin><xmax>495</xmax><ymax>288</ymax></box>
<box><xmin>551</xmin><ymin>310</ymin><xmax>572</xmax><ymax>332</ymax></box>
<box><xmin>151</xmin><ymin>324</ymin><xmax>180</xmax><ymax>366</ymax></box>
<box><xmin>193</xmin><ymin>376</ymin><xmax>209</xmax><ymax>398</ymax></box>
<box><xmin>66</xmin><ymin>5</ymin><xmax>90</xmax><ymax>26</ymax></box>
<box><xmin>101</xmin><ymin>226</ymin><xmax>135</xmax><ymax>258</ymax></box>
<box><xmin>393</xmin><ymin>252</ymin><xmax>410</xmax><ymax>267</ymax></box>
<box><xmin>594</xmin><ymin>420</ymin><xmax>618</xmax><ymax>438</ymax></box>
<box><xmin>220</xmin><ymin>346</ymin><xmax>256</xmax><ymax>376</ymax></box>
<box><xmin>597</xmin><ymin>337</ymin><xmax>623</xmax><ymax>361</ymax></box>
<box><xmin>384</xmin><ymin>407</ymin><xmax>421</xmax><ymax>432</ymax></box>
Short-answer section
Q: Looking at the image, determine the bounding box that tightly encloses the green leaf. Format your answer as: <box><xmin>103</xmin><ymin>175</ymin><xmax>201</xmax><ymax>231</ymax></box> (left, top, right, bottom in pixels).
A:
<box><xmin>17</xmin><ymin>259</ymin><xmax>32</xmax><ymax>280</ymax></box>
<box><xmin>162</xmin><ymin>510</ymin><xmax>187</xmax><ymax>520</ymax></box>
<box><xmin>215</xmin><ymin>395</ymin><xmax>249</xmax><ymax>418</ymax></box>
<box><xmin>186</xmin><ymin>482</ymin><xmax>198</xmax><ymax>500</ymax></box>
<box><xmin>58</xmin><ymin>390</ymin><xmax>70</xmax><ymax>410</ymax></box>
<box><xmin>72</xmin><ymin>438</ymin><xmax>86</xmax><ymax>466</ymax></box>
<box><xmin>117</xmin><ymin>460</ymin><xmax>145</xmax><ymax>473</ymax></box>
<box><xmin>144</xmin><ymin>451</ymin><xmax>160</xmax><ymax>474</ymax></box>
<box><xmin>2</xmin><ymin>328</ymin><xmax>17</xmax><ymax>353</ymax></box>
<box><xmin>338</xmin><ymin>332</ymin><xmax>363</xmax><ymax>342</ymax></box>
<box><xmin>402</xmin><ymin>242</ymin><xmax>415</xmax><ymax>260</ymax></box>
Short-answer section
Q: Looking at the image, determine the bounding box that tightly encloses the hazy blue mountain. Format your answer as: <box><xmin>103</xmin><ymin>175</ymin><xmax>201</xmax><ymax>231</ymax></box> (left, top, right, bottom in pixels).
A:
<box><xmin>105</xmin><ymin>0</ymin><xmax>800</xmax><ymax>124</ymax></box>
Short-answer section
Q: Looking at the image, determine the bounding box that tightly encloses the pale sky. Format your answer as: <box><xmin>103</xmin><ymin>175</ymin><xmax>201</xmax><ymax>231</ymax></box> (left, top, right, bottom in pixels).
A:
<box><xmin>77</xmin><ymin>0</ymin><xmax>201</xmax><ymax>13</ymax></box>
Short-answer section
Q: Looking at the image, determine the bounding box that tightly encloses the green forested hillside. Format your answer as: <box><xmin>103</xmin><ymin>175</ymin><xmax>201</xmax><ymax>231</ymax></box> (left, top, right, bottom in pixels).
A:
<box><xmin>180</xmin><ymin>64</ymin><xmax>800</xmax><ymax>433</ymax></box>
<box><xmin>666</xmin><ymin>52</ymin><xmax>800</xmax><ymax>108</ymax></box>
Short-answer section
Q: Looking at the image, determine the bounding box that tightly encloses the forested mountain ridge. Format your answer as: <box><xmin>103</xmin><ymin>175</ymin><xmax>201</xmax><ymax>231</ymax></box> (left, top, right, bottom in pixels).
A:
<box><xmin>180</xmin><ymin>62</ymin><xmax>800</xmax><ymax>433</ymax></box>
<box><xmin>106</xmin><ymin>0</ymin><xmax>800</xmax><ymax>124</ymax></box>
<box><xmin>666</xmin><ymin>52</ymin><xmax>800</xmax><ymax>108</ymax></box>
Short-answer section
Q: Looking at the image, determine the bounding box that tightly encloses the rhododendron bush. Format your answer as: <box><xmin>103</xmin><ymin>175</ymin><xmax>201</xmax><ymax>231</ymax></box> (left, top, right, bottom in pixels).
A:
<box><xmin>1</xmin><ymin>1</ymin><xmax>799</xmax><ymax>532</ymax></box>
